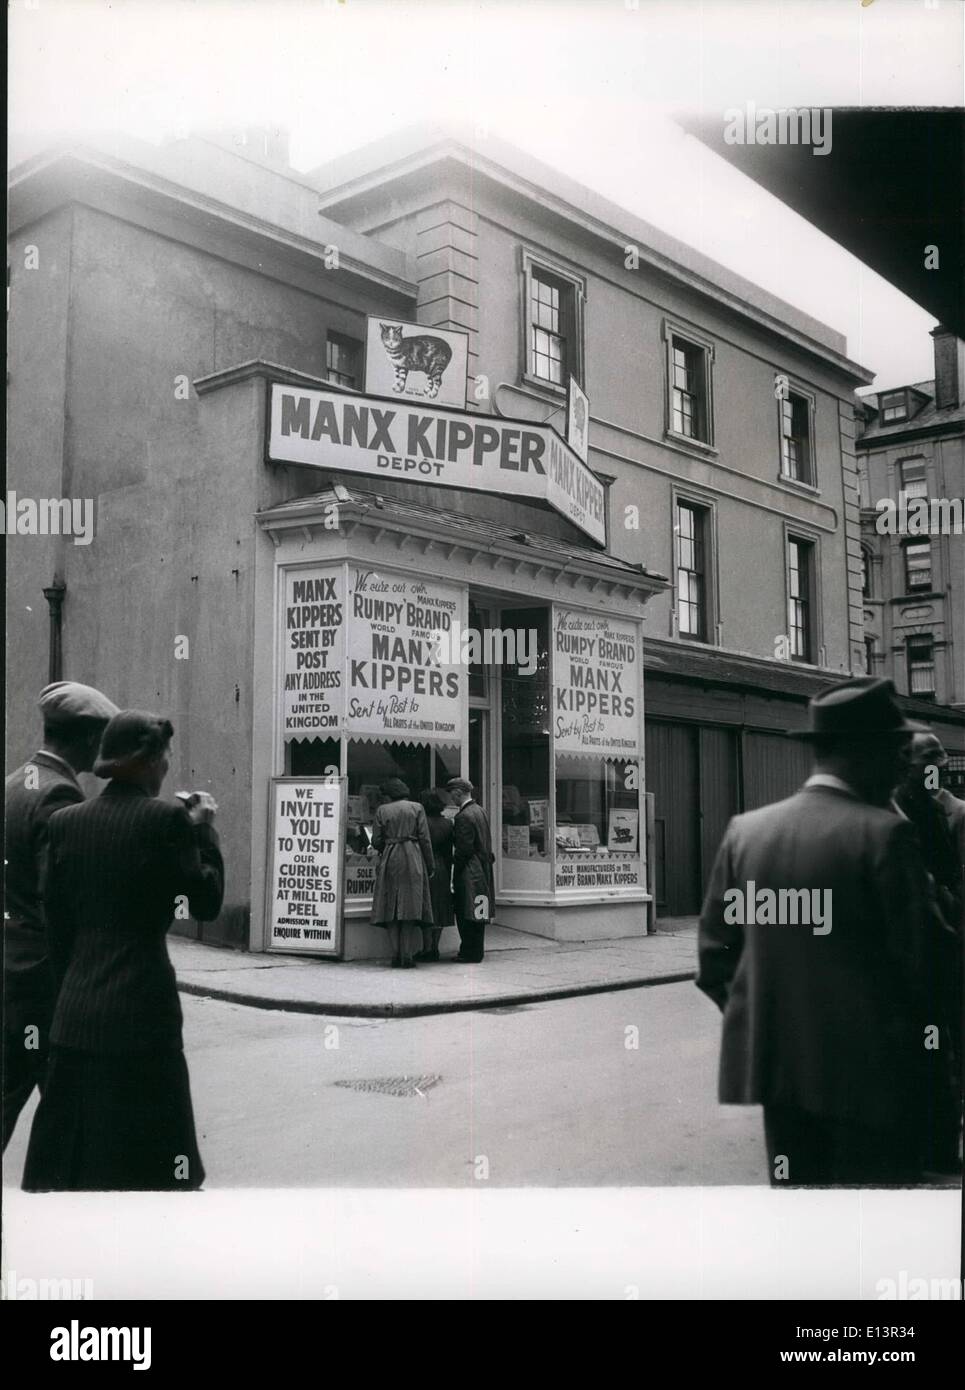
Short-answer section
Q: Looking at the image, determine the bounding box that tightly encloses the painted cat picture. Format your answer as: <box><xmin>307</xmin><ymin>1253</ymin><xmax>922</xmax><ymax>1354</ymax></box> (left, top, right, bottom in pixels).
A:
<box><xmin>379</xmin><ymin>323</ymin><xmax>453</xmax><ymax>398</ymax></box>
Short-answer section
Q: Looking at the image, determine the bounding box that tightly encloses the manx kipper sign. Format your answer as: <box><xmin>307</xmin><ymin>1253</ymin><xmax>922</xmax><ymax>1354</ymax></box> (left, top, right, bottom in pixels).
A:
<box><xmin>267</xmin><ymin>384</ymin><xmax>607</xmax><ymax>546</ymax></box>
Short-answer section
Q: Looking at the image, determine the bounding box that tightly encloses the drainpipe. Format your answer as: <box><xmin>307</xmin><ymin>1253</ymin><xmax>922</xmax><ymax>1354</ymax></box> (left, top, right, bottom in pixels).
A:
<box><xmin>43</xmin><ymin>580</ymin><xmax>66</xmax><ymax>682</ymax></box>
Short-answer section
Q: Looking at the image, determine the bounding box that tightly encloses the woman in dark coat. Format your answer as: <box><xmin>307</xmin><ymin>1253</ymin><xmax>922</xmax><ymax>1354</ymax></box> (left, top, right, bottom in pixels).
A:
<box><xmin>22</xmin><ymin>711</ymin><xmax>224</xmax><ymax>1192</ymax></box>
<box><xmin>415</xmin><ymin>790</ymin><xmax>454</xmax><ymax>962</ymax></box>
<box><xmin>370</xmin><ymin>778</ymin><xmax>434</xmax><ymax>968</ymax></box>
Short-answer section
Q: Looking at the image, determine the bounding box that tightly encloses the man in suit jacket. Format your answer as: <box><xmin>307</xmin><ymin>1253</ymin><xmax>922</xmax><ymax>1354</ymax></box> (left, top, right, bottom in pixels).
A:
<box><xmin>447</xmin><ymin>777</ymin><xmax>495</xmax><ymax>963</ymax></box>
<box><xmin>697</xmin><ymin>677</ymin><xmax>938</xmax><ymax>1186</ymax></box>
<box><xmin>3</xmin><ymin>680</ymin><xmax>118</xmax><ymax>1151</ymax></box>
<box><xmin>22</xmin><ymin>710</ymin><xmax>224</xmax><ymax>1191</ymax></box>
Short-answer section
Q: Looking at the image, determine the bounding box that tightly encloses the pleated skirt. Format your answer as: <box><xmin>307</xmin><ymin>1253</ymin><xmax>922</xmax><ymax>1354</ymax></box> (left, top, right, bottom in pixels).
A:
<box><xmin>22</xmin><ymin>1045</ymin><xmax>205</xmax><ymax>1192</ymax></box>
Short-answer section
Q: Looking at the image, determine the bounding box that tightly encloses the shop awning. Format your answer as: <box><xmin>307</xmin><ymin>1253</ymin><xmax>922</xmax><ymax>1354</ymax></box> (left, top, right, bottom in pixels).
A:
<box><xmin>257</xmin><ymin>483</ymin><xmax>669</xmax><ymax>603</ymax></box>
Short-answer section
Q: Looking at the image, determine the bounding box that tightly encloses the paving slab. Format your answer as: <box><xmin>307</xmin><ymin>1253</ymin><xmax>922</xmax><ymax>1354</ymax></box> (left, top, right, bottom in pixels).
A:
<box><xmin>170</xmin><ymin>920</ymin><xmax>699</xmax><ymax>1018</ymax></box>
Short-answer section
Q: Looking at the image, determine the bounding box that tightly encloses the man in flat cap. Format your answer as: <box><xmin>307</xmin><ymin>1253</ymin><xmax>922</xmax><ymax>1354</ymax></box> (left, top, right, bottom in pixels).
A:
<box><xmin>697</xmin><ymin>677</ymin><xmax>938</xmax><ymax>1186</ymax></box>
<box><xmin>3</xmin><ymin>680</ymin><xmax>118</xmax><ymax>1150</ymax></box>
<box><xmin>447</xmin><ymin>778</ymin><xmax>495</xmax><ymax>963</ymax></box>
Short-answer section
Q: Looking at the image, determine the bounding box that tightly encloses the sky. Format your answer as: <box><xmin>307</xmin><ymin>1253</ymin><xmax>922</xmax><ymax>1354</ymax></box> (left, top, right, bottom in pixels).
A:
<box><xmin>9</xmin><ymin>0</ymin><xmax>963</xmax><ymax>390</ymax></box>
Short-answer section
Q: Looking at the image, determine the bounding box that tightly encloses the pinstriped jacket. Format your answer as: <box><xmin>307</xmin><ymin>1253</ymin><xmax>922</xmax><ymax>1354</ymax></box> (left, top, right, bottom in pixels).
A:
<box><xmin>43</xmin><ymin>782</ymin><xmax>224</xmax><ymax>1054</ymax></box>
<box><xmin>4</xmin><ymin>752</ymin><xmax>85</xmax><ymax>1034</ymax></box>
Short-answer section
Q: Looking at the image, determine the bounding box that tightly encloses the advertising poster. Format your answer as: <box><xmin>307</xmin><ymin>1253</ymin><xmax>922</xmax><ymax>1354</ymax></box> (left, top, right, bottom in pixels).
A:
<box><xmin>567</xmin><ymin>376</ymin><xmax>590</xmax><ymax>463</ymax></box>
<box><xmin>346</xmin><ymin>567</ymin><xmax>464</xmax><ymax>744</ymax></box>
<box><xmin>364</xmin><ymin>316</ymin><xmax>469</xmax><ymax>409</ymax></box>
<box><xmin>607</xmin><ymin>808</ymin><xmax>639</xmax><ymax>853</ymax></box>
<box><xmin>266</xmin><ymin>779</ymin><xmax>345</xmax><ymax>956</ymax></box>
<box><xmin>553</xmin><ymin>608</ymin><xmax>639</xmax><ymax>757</ymax></box>
<box><xmin>282</xmin><ymin>565</ymin><xmax>344</xmax><ymax>740</ymax></box>
<box><xmin>555</xmin><ymin>856</ymin><xmax>642</xmax><ymax>892</ymax></box>
<box><xmin>267</xmin><ymin>384</ymin><xmax>606</xmax><ymax>545</ymax></box>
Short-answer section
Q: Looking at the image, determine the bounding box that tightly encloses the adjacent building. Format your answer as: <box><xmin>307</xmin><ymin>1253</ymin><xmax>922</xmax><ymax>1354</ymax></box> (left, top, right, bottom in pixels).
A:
<box><xmin>10</xmin><ymin>123</ymin><xmax>941</xmax><ymax>952</ymax></box>
<box><xmin>856</xmin><ymin>327</ymin><xmax>965</xmax><ymax>791</ymax></box>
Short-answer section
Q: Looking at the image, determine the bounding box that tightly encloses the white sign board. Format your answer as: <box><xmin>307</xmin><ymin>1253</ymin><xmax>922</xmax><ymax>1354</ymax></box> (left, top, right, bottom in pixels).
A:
<box><xmin>267</xmin><ymin>384</ymin><xmax>607</xmax><ymax>546</ymax></box>
<box><xmin>346</xmin><ymin>567</ymin><xmax>463</xmax><ymax>745</ymax></box>
<box><xmin>567</xmin><ymin>377</ymin><xmax>590</xmax><ymax>463</ymax></box>
<box><xmin>283</xmin><ymin>565</ymin><xmax>344</xmax><ymax>741</ymax></box>
<box><xmin>553</xmin><ymin>608</ymin><xmax>640</xmax><ymax>757</ymax></box>
<box><xmin>267</xmin><ymin>779</ymin><xmax>345</xmax><ymax>956</ymax></box>
<box><xmin>364</xmin><ymin>317</ymin><xmax>469</xmax><ymax>409</ymax></box>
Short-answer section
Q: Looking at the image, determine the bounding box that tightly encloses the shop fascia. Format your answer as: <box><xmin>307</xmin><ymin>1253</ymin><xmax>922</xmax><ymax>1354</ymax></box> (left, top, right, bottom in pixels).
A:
<box><xmin>266</xmin><ymin>381</ymin><xmax>607</xmax><ymax>547</ymax></box>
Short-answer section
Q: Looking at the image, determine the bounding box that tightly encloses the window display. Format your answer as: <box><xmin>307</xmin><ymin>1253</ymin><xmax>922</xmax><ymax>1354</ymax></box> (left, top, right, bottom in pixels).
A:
<box><xmin>554</xmin><ymin>756</ymin><xmax>642</xmax><ymax>892</ymax></box>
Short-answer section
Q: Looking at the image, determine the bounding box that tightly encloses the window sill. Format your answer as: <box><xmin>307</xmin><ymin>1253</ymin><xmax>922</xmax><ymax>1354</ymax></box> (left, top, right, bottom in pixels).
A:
<box><xmin>776</xmin><ymin>473</ymin><xmax>820</xmax><ymax>497</ymax></box>
<box><xmin>664</xmin><ymin>429</ymin><xmax>717</xmax><ymax>459</ymax></box>
<box><xmin>521</xmin><ymin>373</ymin><xmax>568</xmax><ymax>403</ymax></box>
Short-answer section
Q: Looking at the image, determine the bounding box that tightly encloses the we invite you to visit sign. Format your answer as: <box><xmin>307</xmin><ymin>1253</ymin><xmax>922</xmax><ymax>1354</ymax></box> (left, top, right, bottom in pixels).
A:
<box><xmin>267</xmin><ymin>383</ymin><xmax>606</xmax><ymax>545</ymax></box>
<box><xmin>266</xmin><ymin>779</ymin><xmax>345</xmax><ymax>956</ymax></box>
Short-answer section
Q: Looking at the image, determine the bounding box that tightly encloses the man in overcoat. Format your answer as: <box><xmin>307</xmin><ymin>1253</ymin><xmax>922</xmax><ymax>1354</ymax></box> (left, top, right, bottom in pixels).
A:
<box><xmin>447</xmin><ymin>778</ymin><xmax>495</xmax><ymax>963</ymax></box>
<box><xmin>697</xmin><ymin>676</ymin><xmax>938</xmax><ymax>1186</ymax></box>
<box><xmin>3</xmin><ymin>680</ymin><xmax>119</xmax><ymax>1151</ymax></box>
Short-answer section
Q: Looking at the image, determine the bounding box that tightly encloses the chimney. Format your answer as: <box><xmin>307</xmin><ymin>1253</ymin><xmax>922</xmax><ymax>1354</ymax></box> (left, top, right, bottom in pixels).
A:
<box><xmin>930</xmin><ymin>326</ymin><xmax>965</xmax><ymax>410</ymax></box>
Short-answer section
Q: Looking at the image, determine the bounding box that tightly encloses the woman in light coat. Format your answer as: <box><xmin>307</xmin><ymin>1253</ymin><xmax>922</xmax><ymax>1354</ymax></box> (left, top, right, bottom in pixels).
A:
<box><xmin>370</xmin><ymin>778</ymin><xmax>434</xmax><ymax>968</ymax></box>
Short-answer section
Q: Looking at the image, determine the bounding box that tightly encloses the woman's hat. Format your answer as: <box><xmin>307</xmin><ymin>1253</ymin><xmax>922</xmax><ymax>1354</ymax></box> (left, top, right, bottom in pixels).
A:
<box><xmin>93</xmin><ymin>711</ymin><xmax>174</xmax><ymax>777</ymax></box>
<box><xmin>798</xmin><ymin>677</ymin><xmax>916</xmax><ymax>741</ymax></box>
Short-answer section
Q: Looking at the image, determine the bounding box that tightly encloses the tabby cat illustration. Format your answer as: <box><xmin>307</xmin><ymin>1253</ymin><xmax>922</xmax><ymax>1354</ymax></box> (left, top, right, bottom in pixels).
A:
<box><xmin>379</xmin><ymin>323</ymin><xmax>453</xmax><ymax>398</ymax></box>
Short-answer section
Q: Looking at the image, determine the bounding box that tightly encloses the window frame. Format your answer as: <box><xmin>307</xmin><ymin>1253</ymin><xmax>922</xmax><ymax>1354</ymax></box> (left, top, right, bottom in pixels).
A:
<box><xmin>325</xmin><ymin>331</ymin><xmax>362</xmax><ymax>391</ymax></box>
<box><xmin>906</xmin><ymin>635</ymin><xmax>936</xmax><ymax>698</ymax></box>
<box><xmin>520</xmin><ymin>249</ymin><xmax>586</xmax><ymax>398</ymax></box>
<box><xmin>897</xmin><ymin>456</ymin><xmax>928</xmax><ymax>506</ymax></box>
<box><xmin>879</xmin><ymin>389</ymin><xmax>909</xmax><ymax>424</ymax></box>
<box><xmin>902</xmin><ymin>538</ymin><xmax>933</xmax><ymax>593</ymax></box>
<box><xmin>672</xmin><ymin>488</ymin><xmax>719</xmax><ymax>645</ymax></box>
<box><xmin>776</xmin><ymin>382</ymin><xmax>817</xmax><ymax>489</ymax></box>
<box><xmin>784</xmin><ymin>529</ymin><xmax>820</xmax><ymax>666</ymax></box>
<box><xmin>662</xmin><ymin>320</ymin><xmax>716</xmax><ymax>452</ymax></box>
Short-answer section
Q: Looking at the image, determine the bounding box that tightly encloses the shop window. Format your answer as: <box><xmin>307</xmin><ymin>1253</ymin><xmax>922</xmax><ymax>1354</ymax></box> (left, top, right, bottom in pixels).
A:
<box><xmin>903</xmin><ymin>540</ymin><xmax>932</xmax><ymax>591</ymax></box>
<box><xmin>667</xmin><ymin>334</ymin><xmax>712</xmax><ymax>444</ymax></box>
<box><xmin>500</xmin><ymin>606</ymin><xmax>551</xmax><ymax>888</ymax></box>
<box><xmin>289</xmin><ymin>737</ymin><xmax>341</xmax><ymax>778</ymax></box>
<box><xmin>522</xmin><ymin>254</ymin><xmax>583</xmax><ymax>392</ymax></box>
<box><xmin>326</xmin><ymin>333</ymin><xmax>361</xmax><ymax>389</ymax></box>
<box><xmin>554</xmin><ymin>756</ymin><xmax>642</xmax><ymax>891</ymax></box>
<box><xmin>787</xmin><ymin>536</ymin><xmax>815</xmax><ymax>663</ymax></box>
<box><xmin>779</xmin><ymin>391</ymin><xmax>813</xmax><ymax>484</ymax></box>
<box><xmin>907</xmin><ymin>637</ymin><xmax>935</xmax><ymax>698</ymax></box>
<box><xmin>675</xmin><ymin>500</ymin><xmax>709</xmax><ymax>641</ymax></box>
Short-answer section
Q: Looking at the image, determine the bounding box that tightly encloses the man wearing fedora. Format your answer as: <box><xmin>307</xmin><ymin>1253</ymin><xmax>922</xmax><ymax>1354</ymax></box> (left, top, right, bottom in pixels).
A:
<box><xmin>3</xmin><ymin>680</ymin><xmax>119</xmax><ymax>1152</ymax></box>
<box><xmin>447</xmin><ymin>778</ymin><xmax>495</xmax><ymax>963</ymax></box>
<box><xmin>697</xmin><ymin>676</ymin><xmax>938</xmax><ymax>1186</ymax></box>
<box><xmin>22</xmin><ymin>710</ymin><xmax>223</xmax><ymax>1191</ymax></box>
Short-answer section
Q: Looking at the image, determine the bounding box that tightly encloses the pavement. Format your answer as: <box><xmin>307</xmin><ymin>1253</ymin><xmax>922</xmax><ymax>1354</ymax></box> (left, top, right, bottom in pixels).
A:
<box><xmin>170</xmin><ymin>918</ymin><xmax>700</xmax><ymax>1019</ymax></box>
